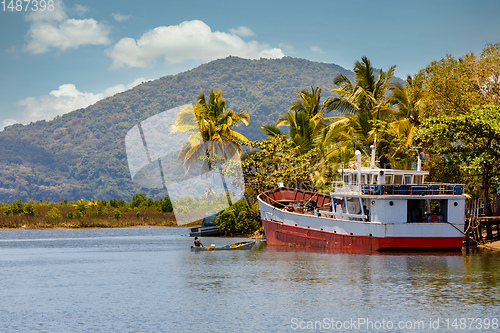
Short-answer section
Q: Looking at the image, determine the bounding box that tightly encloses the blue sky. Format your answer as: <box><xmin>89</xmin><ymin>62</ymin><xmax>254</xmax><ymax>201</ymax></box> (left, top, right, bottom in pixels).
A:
<box><xmin>1</xmin><ymin>0</ymin><xmax>499</xmax><ymax>129</ymax></box>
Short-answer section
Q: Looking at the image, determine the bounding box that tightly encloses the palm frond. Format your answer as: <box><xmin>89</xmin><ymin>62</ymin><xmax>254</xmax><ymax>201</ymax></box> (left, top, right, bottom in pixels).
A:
<box><xmin>260</xmin><ymin>124</ymin><xmax>284</xmax><ymax>137</ymax></box>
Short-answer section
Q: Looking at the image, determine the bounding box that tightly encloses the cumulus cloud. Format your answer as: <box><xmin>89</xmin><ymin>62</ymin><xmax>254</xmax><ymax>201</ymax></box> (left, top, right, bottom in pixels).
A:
<box><xmin>106</xmin><ymin>20</ymin><xmax>285</xmax><ymax>69</ymax></box>
<box><xmin>229</xmin><ymin>26</ymin><xmax>255</xmax><ymax>37</ymax></box>
<box><xmin>24</xmin><ymin>2</ymin><xmax>110</xmax><ymax>54</ymax></box>
<box><xmin>15</xmin><ymin>78</ymin><xmax>148</xmax><ymax>125</ymax></box>
<box><xmin>112</xmin><ymin>13</ymin><xmax>131</xmax><ymax>22</ymax></box>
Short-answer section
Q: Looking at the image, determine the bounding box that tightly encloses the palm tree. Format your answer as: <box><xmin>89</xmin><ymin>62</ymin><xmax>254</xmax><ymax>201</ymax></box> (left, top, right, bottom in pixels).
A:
<box><xmin>259</xmin><ymin>124</ymin><xmax>284</xmax><ymax>138</ymax></box>
<box><xmin>173</xmin><ymin>88</ymin><xmax>250</xmax><ymax>205</ymax></box>
<box><xmin>323</xmin><ymin>56</ymin><xmax>396</xmax><ymax>157</ymax></box>
<box><xmin>387</xmin><ymin>75</ymin><xmax>422</xmax><ymax>155</ymax></box>
<box><xmin>289</xmin><ymin>86</ymin><xmax>328</xmax><ymax>118</ymax></box>
<box><xmin>276</xmin><ymin>86</ymin><xmax>330</xmax><ymax>155</ymax></box>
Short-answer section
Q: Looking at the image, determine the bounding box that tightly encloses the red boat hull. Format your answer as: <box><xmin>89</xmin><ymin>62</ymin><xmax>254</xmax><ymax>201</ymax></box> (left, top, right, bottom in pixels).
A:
<box><xmin>262</xmin><ymin>219</ymin><xmax>463</xmax><ymax>252</ymax></box>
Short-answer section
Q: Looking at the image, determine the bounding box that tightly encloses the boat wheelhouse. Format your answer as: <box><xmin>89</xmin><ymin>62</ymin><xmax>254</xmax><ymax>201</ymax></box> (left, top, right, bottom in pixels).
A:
<box><xmin>258</xmin><ymin>151</ymin><xmax>466</xmax><ymax>252</ymax></box>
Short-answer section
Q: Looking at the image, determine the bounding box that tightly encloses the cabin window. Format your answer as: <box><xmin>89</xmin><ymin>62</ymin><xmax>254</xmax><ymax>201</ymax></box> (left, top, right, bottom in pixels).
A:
<box><xmin>407</xmin><ymin>199</ymin><xmax>424</xmax><ymax>223</ymax></box>
<box><xmin>414</xmin><ymin>175</ymin><xmax>423</xmax><ymax>184</ymax></box>
<box><xmin>409</xmin><ymin>199</ymin><xmax>447</xmax><ymax>223</ymax></box>
<box><xmin>394</xmin><ymin>175</ymin><xmax>403</xmax><ymax>184</ymax></box>
<box><xmin>404</xmin><ymin>175</ymin><xmax>412</xmax><ymax>184</ymax></box>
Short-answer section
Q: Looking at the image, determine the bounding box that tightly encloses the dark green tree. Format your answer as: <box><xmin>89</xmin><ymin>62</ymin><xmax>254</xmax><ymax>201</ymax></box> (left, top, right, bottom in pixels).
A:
<box><xmin>417</xmin><ymin>104</ymin><xmax>500</xmax><ymax>215</ymax></box>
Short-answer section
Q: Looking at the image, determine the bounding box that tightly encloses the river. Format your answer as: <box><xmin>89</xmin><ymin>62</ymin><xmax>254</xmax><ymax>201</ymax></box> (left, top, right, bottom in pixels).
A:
<box><xmin>0</xmin><ymin>228</ymin><xmax>499</xmax><ymax>332</ymax></box>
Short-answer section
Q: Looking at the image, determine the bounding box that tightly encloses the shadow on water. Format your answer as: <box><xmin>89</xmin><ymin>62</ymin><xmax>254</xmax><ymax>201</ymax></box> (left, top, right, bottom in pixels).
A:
<box><xmin>2</xmin><ymin>228</ymin><xmax>500</xmax><ymax>332</ymax></box>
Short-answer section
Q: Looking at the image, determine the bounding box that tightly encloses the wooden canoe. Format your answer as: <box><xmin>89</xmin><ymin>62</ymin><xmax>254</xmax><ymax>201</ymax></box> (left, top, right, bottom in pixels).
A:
<box><xmin>190</xmin><ymin>239</ymin><xmax>256</xmax><ymax>251</ymax></box>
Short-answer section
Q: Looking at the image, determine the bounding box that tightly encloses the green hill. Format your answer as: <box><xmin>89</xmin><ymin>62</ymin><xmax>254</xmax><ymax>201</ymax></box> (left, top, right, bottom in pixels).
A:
<box><xmin>0</xmin><ymin>56</ymin><xmax>355</xmax><ymax>202</ymax></box>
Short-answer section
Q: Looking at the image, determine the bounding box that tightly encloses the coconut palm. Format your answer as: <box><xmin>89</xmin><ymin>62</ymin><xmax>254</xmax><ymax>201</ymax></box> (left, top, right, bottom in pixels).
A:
<box><xmin>259</xmin><ymin>124</ymin><xmax>284</xmax><ymax>138</ymax></box>
<box><xmin>276</xmin><ymin>86</ymin><xmax>330</xmax><ymax>155</ymax></box>
<box><xmin>289</xmin><ymin>86</ymin><xmax>329</xmax><ymax>118</ymax></box>
<box><xmin>387</xmin><ymin>75</ymin><xmax>422</xmax><ymax>153</ymax></box>
<box><xmin>173</xmin><ymin>88</ymin><xmax>250</xmax><ymax>205</ymax></box>
<box><xmin>323</xmin><ymin>56</ymin><xmax>396</xmax><ymax>157</ymax></box>
<box><xmin>174</xmin><ymin>89</ymin><xmax>250</xmax><ymax>171</ymax></box>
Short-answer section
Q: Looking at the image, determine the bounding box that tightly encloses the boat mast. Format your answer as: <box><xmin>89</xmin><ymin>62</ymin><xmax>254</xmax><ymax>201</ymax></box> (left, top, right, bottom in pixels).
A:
<box><xmin>370</xmin><ymin>133</ymin><xmax>376</xmax><ymax>169</ymax></box>
<box><xmin>355</xmin><ymin>150</ymin><xmax>362</xmax><ymax>194</ymax></box>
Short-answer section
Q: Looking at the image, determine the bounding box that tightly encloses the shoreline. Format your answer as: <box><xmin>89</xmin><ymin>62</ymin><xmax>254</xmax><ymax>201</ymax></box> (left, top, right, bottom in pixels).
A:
<box><xmin>0</xmin><ymin>225</ymin><xmax>183</xmax><ymax>231</ymax></box>
<box><xmin>479</xmin><ymin>240</ymin><xmax>500</xmax><ymax>251</ymax></box>
<box><xmin>0</xmin><ymin>224</ymin><xmax>262</xmax><ymax>239</ymax></box>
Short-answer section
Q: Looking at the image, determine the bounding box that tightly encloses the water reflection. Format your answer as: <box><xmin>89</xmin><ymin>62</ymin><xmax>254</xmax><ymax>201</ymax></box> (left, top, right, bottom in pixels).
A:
<box><xmin>1</xmin><ymin>229</ymin><xmax>500</xmax><ymax>332</ymax></box>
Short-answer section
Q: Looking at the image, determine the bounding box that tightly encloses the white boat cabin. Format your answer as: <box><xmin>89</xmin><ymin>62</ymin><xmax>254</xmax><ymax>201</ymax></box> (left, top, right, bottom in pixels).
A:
<box><xmin>326</xmin><ymin>165</ymin><xmax>466</xmax><ymax>226</ymax></box>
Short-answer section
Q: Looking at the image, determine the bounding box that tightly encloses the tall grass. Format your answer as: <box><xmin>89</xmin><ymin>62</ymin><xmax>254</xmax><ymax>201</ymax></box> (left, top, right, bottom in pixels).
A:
<box><xmin>0</xmin><ymin>205</ymin><xmax>178</xmax><ymax>229</ymax></box>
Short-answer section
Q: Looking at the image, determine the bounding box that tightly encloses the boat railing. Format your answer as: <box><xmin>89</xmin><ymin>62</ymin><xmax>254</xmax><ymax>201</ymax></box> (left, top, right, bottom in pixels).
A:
<box><xmin>316</xmin><ymin>209</ymin><xmax>369</xmax><ymax>222</ymax></box>
<box><xmin>334</xmin><ymin>183</ymin><xmax>465</xmax><ymax>196</ymax></box>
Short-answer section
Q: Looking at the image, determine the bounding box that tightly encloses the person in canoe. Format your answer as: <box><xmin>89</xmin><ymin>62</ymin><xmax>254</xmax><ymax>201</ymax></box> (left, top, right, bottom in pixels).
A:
<box><xmin>194</xmin><ymin>237</ymin><xmax>204</xmax><ymax>247</ymax></box>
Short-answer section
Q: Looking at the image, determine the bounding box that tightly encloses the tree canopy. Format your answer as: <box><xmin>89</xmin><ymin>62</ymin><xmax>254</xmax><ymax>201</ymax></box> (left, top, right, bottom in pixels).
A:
<box><xmin>416</xmin><ymin>43</ymin><xmax>500</xmax><ymax>117</ymax></box>
<box><xmin>416</xmin><ymin>104</ymin><xmax>500</xmax><ymax>214</ymax></box>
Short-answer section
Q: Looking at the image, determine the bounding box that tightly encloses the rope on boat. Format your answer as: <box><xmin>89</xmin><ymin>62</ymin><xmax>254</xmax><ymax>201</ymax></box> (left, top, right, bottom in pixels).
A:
<box><xmin>443</xmin><ymin>221</ymin><xmax>466</xmax><ymax>236</ymax></box>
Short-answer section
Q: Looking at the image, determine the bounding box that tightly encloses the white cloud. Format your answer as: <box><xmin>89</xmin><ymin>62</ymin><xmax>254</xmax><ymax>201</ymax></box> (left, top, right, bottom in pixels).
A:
<box><xmin>229</xmin><ymin>26</ymin><xmax>255</xmax><ymax>37</ymax></box>
<box><xmin>2</xmin><ymin>119</ymin><xmax>18</xmax><ymax>130</ymax></box>
<box><xmin>310</xmin><ymin>46</ymin><xmax>325</xmax><ymax>54</ymax></box>
<box><xmin>24</xmin><ymin>1</ymin><xmax>110</xmax><ymax>54</ymax></box>
<box><xmin>106</xmin><ymin>20</ymin><xmax>285</xmax><ymax>69</ymax></box>
<box><xmin>112</xmin><ymin>13</ymin><xmax>131</xmax><ymax>22</ymax></box>
<box><xmin>15</xmin><ymin>78</ymin><xmax>148</xmax><ymax>125</ymax></box>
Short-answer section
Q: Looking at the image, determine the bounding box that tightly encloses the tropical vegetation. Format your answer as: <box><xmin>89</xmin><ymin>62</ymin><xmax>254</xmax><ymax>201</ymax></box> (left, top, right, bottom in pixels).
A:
<box><xmin>0</xmin><ymin>194</ymin><xmax>177</xmax><ymax>229</ymax></box>
<box><xmin>0</xmin><ymin>57</ymin><xmax>352</xmax><ymax>203</ymax></box>
<box><xmin>2</xmin><ymin>43</ymin><xmax>500</xmax><ymax>232</ymax></box>
<box><xmin>243</xmin><ymin>44</ymin><xmax>500</xmax><ymax>221</ymax></box>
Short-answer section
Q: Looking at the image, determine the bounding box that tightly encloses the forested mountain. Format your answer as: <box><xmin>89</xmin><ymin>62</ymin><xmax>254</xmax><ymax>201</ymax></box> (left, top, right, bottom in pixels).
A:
<box><xmin>0</xmin><ymin>56</ymin><xmax>355</xmax><ymax>202</ymax></box>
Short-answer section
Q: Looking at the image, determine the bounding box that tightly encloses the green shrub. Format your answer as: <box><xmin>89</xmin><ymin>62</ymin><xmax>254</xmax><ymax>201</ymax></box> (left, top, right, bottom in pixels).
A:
<box><xmin>131</xmin><ymin>193</ymin><xmax>147</xmax><ymax>208</ymax></box>
<box><xmin>4</xmin><ymin>200</ymin><xmax>35</xmax><ymax>216</ymax></box>
<box><xmin>23</xmin><ymin>203</ymin><xmax>35</xmax><ymax>216</ymax></box>
<box><xmin>4</xmin><ymin>199</ymin><xmax>25</xmax><ymax>215</ymax></box>
<box><xmin>216</xmin><ymin>199</ymin><xmax>261</xmax><ymax>235</ymax></box>
<box><xmin>113</xmin><ymin>209</ymin><xmax>122</xmax><ymax>219</ymax></box>
<box><xmin>157</xmin><ymin>196</ymin><xmax>173</xmax><ymax>212</ymax></box>
<box><xmin>46</xmin><ymin>206</ymin><xmax>62</xmax><ymax>218</ymax></box>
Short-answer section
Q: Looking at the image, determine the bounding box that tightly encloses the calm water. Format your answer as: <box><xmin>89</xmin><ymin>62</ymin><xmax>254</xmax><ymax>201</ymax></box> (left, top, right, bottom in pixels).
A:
<box><xmin>0</xmin><ymin>228</ymin><xmax>499</xmax><ymax>332</ymax></box>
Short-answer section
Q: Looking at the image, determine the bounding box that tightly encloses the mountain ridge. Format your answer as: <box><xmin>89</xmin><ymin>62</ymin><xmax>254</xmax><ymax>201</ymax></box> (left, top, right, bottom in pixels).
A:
<box><xmin>0</xmin><ymin>56</ymin><xmax>357</xmax><ymax>202</ymax></box>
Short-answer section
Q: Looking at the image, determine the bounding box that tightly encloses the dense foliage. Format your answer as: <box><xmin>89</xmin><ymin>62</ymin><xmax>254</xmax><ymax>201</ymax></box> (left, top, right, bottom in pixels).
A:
<box><xmin>0</xmin><ymin>194</ymin><xmax>177</xmax><ymax>229</ymax></box>
<box><xmin>415</xmin><ymin>43</ymin><xmax>500</xmax><ymax>117</ymax></box>
<box><xmin>1</xmin><ymin>45</ymin><xmax>500</xmax><ymax>221</ymax></box>
<box><xmin>0</xmin><ymin>56</ymin><xmax>354</xmax><ymax>203</ymax></box>
<box><xmin>215</xmin><ymin>199</ymin><xmax>261</xmax><ymax>236</ymax></box>
<box><xmin>242</xmin><ymin>135</ymin><xmax>333</xmax><ymax>195</ymax></box>
<box><xmin>416</xmin><ymin>104</ymin><xmax>500</xmax><ymax>214</ymax></box>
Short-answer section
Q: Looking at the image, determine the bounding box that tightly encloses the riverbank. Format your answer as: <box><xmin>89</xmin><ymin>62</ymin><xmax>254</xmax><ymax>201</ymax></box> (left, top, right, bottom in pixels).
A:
<box><xmin>0</xmin><ymin>206</ymin><xmax>264</xmax><ymax>237</ymax></box>
<box><xmin>0</xmin><ymin>206</ymin><xmax>183</xmax><ymax>230</ymax></box>
<box><xmin>479</xmin><ymin>240</ymin><xmax>500</xmax><ymax>251</ymax></box>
